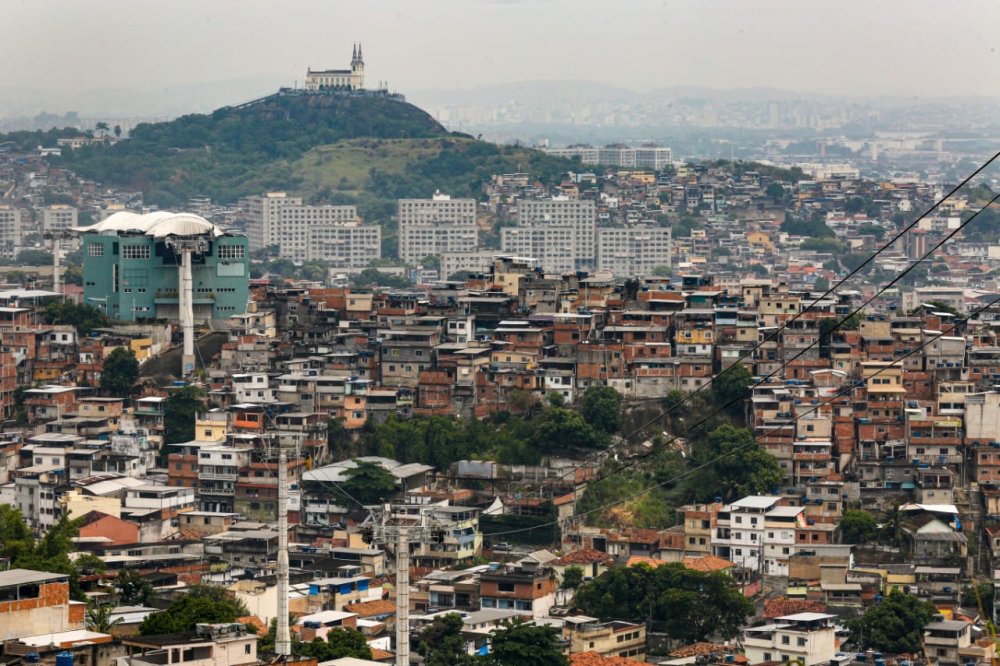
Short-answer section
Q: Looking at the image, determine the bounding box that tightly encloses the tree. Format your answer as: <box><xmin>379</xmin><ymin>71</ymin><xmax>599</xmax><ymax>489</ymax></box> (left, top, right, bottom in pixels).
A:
<box><xmin>95</xmin><ymin>122</ymin><xmax>110</xmax><ymax>137</ymax></box>
<box><xmin>712</xmin><ymin>363</ymin><xmax>752</xmax><ymax>415</ymax></box>
<box><xmin>688</xmin><ymin>425</ymin><xmax>783</xmax><ymax>503</ymax></box>
<box><xmin>0</xmin><ymin>510</ymin><xmax>99</xmax><ymax>601</ymax></box>
<box><xmin>814</xmin><ymin>276</ymin><xmax>830</xmax><ymax>291</ymax></box>
<box><xmin>100</xmin><ymin>347</ymin><xmax>140</xmax><ymax>398</ymax></box>
<box><xmin>420</xmin><ymin>254</ymin><xmax>441</xmax><ymax>271</ymax></box>
<box><xmin>43</xmin><ymin>301</ymin><xmax>109</xmax><ymax>335</ymax></box>
<box><xmin>573</xmin><ymin>563</ymin><xmax>752</xmax><ymax>643</ymax></box>
<box><xmin>118</xmin><ymin>569</ymin><xmax>155</xmax><ymax>606</ymax></box>
<box><xmin>765</xmin><ymin>183</ymin><xmax>785</xmax><ymax>199</ymax></box>
<box><xmin>652</xmin><ymin>264</ymin><xmax>673</xmax><ymax>277</ymax></box>
<box><xmin>164</xmin><ymin>385</ymin><xmax>206</xmax><ymax>445</ymax></box>
<box><xmin>545</xmin><ymin>391</ymin><xmax>565</xmax><ymax>408</ymax></box>
<box><xmin>416</xmin><ymin>613</ymin><xmax>474</xmax><ymax>666</ymax></box>
<box><xmin>879</xmin><ymin>503</ymin><xmax>910</xmax><ymax>548</ymax></box>
<box><xmin>86</xmin><ymin>603</ymin><xmax>124</xmax><ymax>633</ymax></box>
<box><xmin>138</xmin><ymin>589</ymin><xmax>246</xmax><ymax>635</ymax></box>
<box><xmin>839</xmin><ymin>509</ymin><xmax>877</xmax><ymax>544</ymax></box>
<box><xmin>581</xmin><ymin>384</ymin><xmax>622</xmax><ymax>434</ymax></box>
<box><xmin>296</xmin><ymin>630</ymin><xmax>372</xmax><ymax>661</ymax></box>
<box><xmin>560</xmin><ymin>566</ymin><xmax>584</xmax><ymax>590</ymax></box>
<box><xmin>846</xmin><ymin>589</ymin><xmax>936</xmax><ymax>653</ymax></box>
<box><xmin>481</xmin><ymin>617</ymin><xmax>569</xmax><ymax>666</ymax></box>
<box><xmin>340</xmin><ymin>460</ymin><xmax>397</xmax><ymax>505</ymax></box>
<box><xmin>113</xmin><ymin>125</ymin><xmax>122</xmax><ymax>139</ymax></box>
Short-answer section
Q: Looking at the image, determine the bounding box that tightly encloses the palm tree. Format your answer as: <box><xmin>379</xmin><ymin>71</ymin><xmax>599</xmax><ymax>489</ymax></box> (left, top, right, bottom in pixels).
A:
<box><xmin>113</xmin><ymin>125</ymin><xmax>122</xmax><ymax>139</ymax></box>
<box><xmin>86</xmin><ymin>603</ymin><xmax>123</xmax><ymax>633</ymax></box>
<box><xmin>879</xmin><ymin>503</ymin><xmax>910</xmax><ymax>550</ymax></box>
<box><xmin>94</xmin><ymin>121</ymin><xmax>110</xmax><ymax>138</ymax></box>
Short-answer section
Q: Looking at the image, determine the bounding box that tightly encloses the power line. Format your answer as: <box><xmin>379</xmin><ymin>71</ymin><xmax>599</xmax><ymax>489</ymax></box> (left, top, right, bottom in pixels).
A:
<box><xmin>483</xmin><ymin>290</ymin><xmax>1000</xmax><ymax>538</ymax></box>
<box><xmin>517</xmin><ymin>190</ymin><xmax>1000</xmax><ymax>523</ymax></box>
<box><xmin>519</xmin><ymin>156</ymin><xmax>1000</xmax><ymax>501</ymax></box>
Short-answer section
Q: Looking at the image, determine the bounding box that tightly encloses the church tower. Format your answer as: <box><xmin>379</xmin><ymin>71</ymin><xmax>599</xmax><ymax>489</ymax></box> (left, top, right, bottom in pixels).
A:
<box><xmin>351</xmin><ymin>43</ymin><xmax>365</xmax><ymax>90</ymax></box>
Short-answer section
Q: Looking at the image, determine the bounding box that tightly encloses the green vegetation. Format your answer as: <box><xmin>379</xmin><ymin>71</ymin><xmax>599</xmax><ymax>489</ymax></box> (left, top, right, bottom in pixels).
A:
<box><xmin>43</xmin><ymin>301</ymin><xmax>109</xmax><ymax>335</ymax></box>
<box><xmin>86</xmin><ymin>603</ymin><xmax>123</xmax><ymax>633</ymax></box>
<box><xmin>351</xmin><ymin>404</ymin><xmax>611</xmax><ymax>470</ymax></box>
<box><xmin>100</xmin><ymin>347</ymin><xmax>140</xmax><ymax>398</ymax></box>
<box><xmin>416</xmin><ymin>613</ymin><xmax>476</xmax><ymax>666</ymax></box>
<box><xmin>138</xmin><ymin>584</ymin><xmax>248</xmax><ymax>635</ymax></box>
<box><xmin>838</xmin><ymin>509</ymin><xmax>877</xmax><ymax>544</ymax></box>
<box><xmin>256</xmin><ymin>618</ymin><xmax>372</xmax><ymax>659</ymax></box>
<box><xmin>339</xmin><ymin>460</ymin><xmax>398</xmax><ymax>505</ymax></box>
<box><xmin>573</xmin><ymin>562</ymin><xmax>753</xmax><ymax>642</ymax></box>
<box><xmin>560</xmin><ymin>566</ymin><xmax>585</xmax><ymax>589</ymax></box>
<box><xmin>117</xmin><ymin>569</ymin><xmax>156</xmax><ymax>606</ymax></box>
<box><xmin>164</xmin><ymin>384</ymin><xmax>206</xmax><ymax>445</ymax></box>
<box><xmin>0</xmin><ymin>507</ymin><xmax>103</xmax><ymax>601</ymax></box>
<box><xmin>686</xmin><ymin>424</ymin><xmax>783</xmax><ymax>503</ymax></box>
<box><xmin>846</xmin><ymin>589</ymin><xmax>936</xmax><ymax>653</ymax></box>
<box><xmin>712</xmin><ymin>363</ymin><xmax>752</xmax><ymax>415</ymax></box>
<box><xmin>481</xmin><ymin>618</ymin><xmax>569</xmax><ymax>666</ymax></box>
<box><xmin>581</xmin><ymin>384</ymin><xmax>623</xmax><ymax>434</ymax></box>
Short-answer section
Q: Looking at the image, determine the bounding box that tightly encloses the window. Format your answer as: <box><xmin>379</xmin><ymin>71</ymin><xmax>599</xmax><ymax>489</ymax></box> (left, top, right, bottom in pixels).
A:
<box><xmin>781</xmin><ymin>636</ymin><xmax>790</xmax><ymax>645</ymax></box>
<box><xmin>217</xmin><ymin>245</ymin><xmax>246</xmax><ymax>259</ymax></box>
<box><xmin>798</xmin><ymin>637</ymin><xmax>807</xmax><ymax>647</ymax></box>
<box><xmin>245</xmin><ymin>645</ymin><xmax>252</xmax><ymax>655</ymax></box>
<box><xmin>88</xmin><ymin>243</ymin><xmax>103</xmax><ymax>256</ymax></box>
<box><xmin>122</xmin><ymin>244</ymin><xmax>150</xmax><ymax>259</ymax></box>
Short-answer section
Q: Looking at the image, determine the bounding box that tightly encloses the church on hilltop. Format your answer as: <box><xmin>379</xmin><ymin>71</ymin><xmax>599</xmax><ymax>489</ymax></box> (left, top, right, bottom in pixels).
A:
<box><xmin>305</xmin><ymin>44</ymin><xmax>365</xmax><ymax>91</ymax></box>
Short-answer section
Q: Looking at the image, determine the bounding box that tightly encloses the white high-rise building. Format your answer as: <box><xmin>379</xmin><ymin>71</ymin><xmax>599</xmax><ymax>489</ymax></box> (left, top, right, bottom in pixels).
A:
<box><xmin>597</xmin><ymin>224</ymin><xmax>672</xmax><ymax>276</ymax></box>
<box><xmin>544</xmin><ymin>145</ymin><xmax>671</xmax><ymax>170</ymax></box>
<box><xmin>0</xmin><ymin>206</ymin><xmax>22</xmax><ymax>258</ymax></box>
<box><xmin>40</xmin><ymin>205</ymin><xmax>77</xmax><ymax>233</ymax></box>
<box><xmin>398</xmin><ymin>193</ymin><xmax>477</xmax><ymax>265</ymax></box>
<box><xmin>501</xmin><ymin>198</ymin><xmax>596</xmax><ymax>273</ymax></box>
<box><xmin>245</xmin><ymin>192</ymin><xmax>378</xmax><ymax>268</ymax></box>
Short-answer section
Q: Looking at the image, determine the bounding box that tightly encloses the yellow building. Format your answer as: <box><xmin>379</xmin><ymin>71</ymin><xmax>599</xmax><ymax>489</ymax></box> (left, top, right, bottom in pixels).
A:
<box><xmin>60</xmin><ymin>488</ymin><xmax>122</xmax><ymax>519</ymax></box>
<box><xmin>305</xmin><ymin>44</ymin><xmax>365</xmax><ymax>91</ymax></box>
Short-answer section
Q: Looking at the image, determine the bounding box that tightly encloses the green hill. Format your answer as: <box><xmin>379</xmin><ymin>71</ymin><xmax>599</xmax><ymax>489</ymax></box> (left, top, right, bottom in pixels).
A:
<box><xmin>54</xmin><ymin>92</ymin><xmax>450</xmax><ymax>207</ymax></box>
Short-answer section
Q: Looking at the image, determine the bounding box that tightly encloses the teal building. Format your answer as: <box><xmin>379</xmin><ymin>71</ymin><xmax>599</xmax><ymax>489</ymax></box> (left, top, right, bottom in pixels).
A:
<box><xmin>79</xmin><ymin>212</ymin><xmax>249</xmax><ymax>323</ymax></box>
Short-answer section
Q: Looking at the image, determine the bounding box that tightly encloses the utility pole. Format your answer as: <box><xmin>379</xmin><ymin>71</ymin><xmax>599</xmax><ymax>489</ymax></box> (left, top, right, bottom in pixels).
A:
<box><xmin>43</xmin><ymin>230</ymin><xmax>75</xmax><ymax>295</ymax></box>
<box><xmin>364</xmin><ymin>506</ymin><xmax>446</xmax><ymax>666</ymax></box>
<box><xmin>276</xmin><ymin>447</ymin><xmax>291</xmax><ymax>655</ymax></box>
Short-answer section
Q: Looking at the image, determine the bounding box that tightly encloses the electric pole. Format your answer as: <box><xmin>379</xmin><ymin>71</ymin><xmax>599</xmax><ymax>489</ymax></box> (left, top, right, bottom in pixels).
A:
<box><xmin>276</xmin><ymin>447</ymin><xmax>291</xmax><ymax>655</ymax></box>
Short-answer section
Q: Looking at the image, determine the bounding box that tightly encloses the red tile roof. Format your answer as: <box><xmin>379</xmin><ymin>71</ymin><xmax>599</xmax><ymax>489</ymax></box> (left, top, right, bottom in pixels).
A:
<box><xmin>668</xmin><ymin>642</ymin><xmax>731</xmax><ymax>658</ymax></box>
<box><xmin>681</xmin><ymin>555</ymin><xmax>735</xmax><ymax>573</ymax></box>
<box><xmin>570</xmin><ymin>652</ymin><xmax>645</xmax><ymax>665</ymax></box>
<box><xmin>344</xmin><ymin>599</ymin><xmax>397</xmax><ymax>617</ymax></box>
<box><xmin>238</xmin><ymin>615</ymin><xmax>267</xmax><ymax>633</ymax></box>
<box><xmin>762</xmin><ymin>598</ymin><xmax>827</xmax><ymax>619</ymax></box>
<box><xmin>552</xmin><ymin>549</ymin><xmax>613</xmax><ymax>566</ymax></box>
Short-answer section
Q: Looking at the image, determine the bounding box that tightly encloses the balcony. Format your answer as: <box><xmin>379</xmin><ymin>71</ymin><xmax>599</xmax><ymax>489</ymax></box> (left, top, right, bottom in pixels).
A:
<box><xmin>198</xmin><ymin>485</ymin><xmax>235</xmax><ymax>495</ymax></box>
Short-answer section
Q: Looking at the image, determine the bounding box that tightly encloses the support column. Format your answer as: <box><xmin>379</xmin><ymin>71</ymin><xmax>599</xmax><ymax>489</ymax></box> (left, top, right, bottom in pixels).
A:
<box><xmin>276</xmin><ymin>448</ymin><xmax>291</xmax><ymax>655</ymax></box>
<box><xmin>396</xmin><ymin>529</ymin><xmax>409</xmax><ymax>666</ymax></box>
<box><xmin>52</xmin><ymin>237</ymin><xmax>60</xmax><ymax>295</ymax></box>
<box><xmin>180</xmin><ymin>249</ymin><xmax>195</xmax><ymax>376</ymax></box>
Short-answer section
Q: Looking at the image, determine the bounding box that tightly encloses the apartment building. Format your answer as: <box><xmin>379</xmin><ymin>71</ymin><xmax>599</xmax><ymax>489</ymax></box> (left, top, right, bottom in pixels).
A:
<box><xmin>479</xmin><ymin>560</ymin><xmax>558</xmax><ymax>618</ymax></box>
<box><xmin>545</xmin><ymin>145</ymin><xmax>672</xmax><ymax>169</ymax></box>
<box><xmin>597</xmin><ymin>224</ymin><xmax>672</xmax><ymax>276</ymax></box>
<box><xmin>0</xmin><ymin>205</ymin><xmax>22</xmax><ymax>257</ymax></box>
<box><xmin>398</xmin><ymin>193</ymin><xmax>477</xmax><ymax>265</ymax></box>
<box><xmin>40</xmin><ymin>205</ymin><xmax>77</xmax><ymax>234</ymax></box>
<box><xmin>245</xmin><ymin>192</ymin><xmax>378</xmax><ymax>266</ymax></box>
<box><xmin>744</xmin><ymin>612</ymin><xmax>837</xmax><ymax>666</ymax></box>
<box><xmin>196</xmin><ymin>446</ymin><xmax>253</xmax><ymax>512</ymax></box>
<box><xmin>562</xmin><ymin>617</ymin><xmax>646</xmax><ymax>661</ymax></box>
<box><xmin>501</xmin><ymin>198</ymin><xmax>597</xmax><ymax>273</ymax></box>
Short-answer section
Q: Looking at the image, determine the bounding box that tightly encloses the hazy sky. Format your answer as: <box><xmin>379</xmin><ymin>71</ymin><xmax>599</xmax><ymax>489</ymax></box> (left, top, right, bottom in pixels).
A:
<box><xmin>3</xmin><ymin>0</ymin><xmax>1000</xmax><ymax>99</ymax></box>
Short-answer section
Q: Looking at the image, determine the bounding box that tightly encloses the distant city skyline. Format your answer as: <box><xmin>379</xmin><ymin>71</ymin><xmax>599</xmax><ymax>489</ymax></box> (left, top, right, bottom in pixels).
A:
<box><xmin>1</xmin><ymin>0</ymin><xmax>999</xmax><ymax>119</ymax></box>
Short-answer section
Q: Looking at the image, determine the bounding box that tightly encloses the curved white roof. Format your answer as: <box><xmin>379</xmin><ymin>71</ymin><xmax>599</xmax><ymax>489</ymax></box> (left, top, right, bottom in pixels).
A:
<box><xmin>75</xmin><ymin>211</ymin><xmax>223</xmax><ymax>238</ymax></box>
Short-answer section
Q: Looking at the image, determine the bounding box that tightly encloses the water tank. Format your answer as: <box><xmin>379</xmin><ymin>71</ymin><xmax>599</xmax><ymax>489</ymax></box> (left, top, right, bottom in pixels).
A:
<box><xmin>24</xmin><ymin>655</ymin><xmax>40</xmax><ymax>664</ymax></box>
<box><xmin>56</xmin><ymin>653</ymin><xmax>74</xmax><ymax>666</ymax></box>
